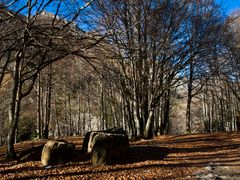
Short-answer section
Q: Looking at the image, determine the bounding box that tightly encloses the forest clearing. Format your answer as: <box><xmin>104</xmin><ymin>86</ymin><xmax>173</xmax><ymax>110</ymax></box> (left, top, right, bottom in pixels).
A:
<box><xmin>1</xmin><ymin>0</ymin><xmax>240</xmax><ymax>179</ymax></box>
<box><xmin>1</xmin><ymin>132</ymin><xmax>240</xmax><ymax>179</ymax></box>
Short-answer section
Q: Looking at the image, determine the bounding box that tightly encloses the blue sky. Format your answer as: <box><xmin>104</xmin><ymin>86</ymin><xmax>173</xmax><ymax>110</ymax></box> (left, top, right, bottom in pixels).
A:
<box><xmin>217</xmin><ymin>0</ymin><xmax>240</xmax><ymax>13</ymax></box>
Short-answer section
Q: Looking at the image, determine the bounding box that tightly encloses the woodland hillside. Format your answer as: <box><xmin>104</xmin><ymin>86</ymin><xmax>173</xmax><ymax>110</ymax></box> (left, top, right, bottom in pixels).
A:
<box><xmin>0</xmin><ymin>0</ymin><xmax>240</xmax><ymax>160</ymax></box>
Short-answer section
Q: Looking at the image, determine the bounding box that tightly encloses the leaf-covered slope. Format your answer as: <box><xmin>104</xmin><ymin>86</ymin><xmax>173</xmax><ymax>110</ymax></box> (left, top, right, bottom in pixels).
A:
<box><xmin>1</xmin><ymin>132</ymin><xmax>240</xmax><ymax>179</ymax></box>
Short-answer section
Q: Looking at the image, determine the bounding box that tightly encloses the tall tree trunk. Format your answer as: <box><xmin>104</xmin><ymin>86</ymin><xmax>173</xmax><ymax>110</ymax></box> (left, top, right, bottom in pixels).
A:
<box><xmin>43</xmin><ymin>64</ymin><xmax>52</xmax><ymax>139</ymax></box>
<box><xmin>100</xmin><ymin>82</ymin><xmax>105</xmax><ymax>130</ymax></box>
<box><xmin>87</xmin><ymin>89</ymin><xmax>91</xmax><ymax>131</ymax></box>
<box><xmin>186</xmin><ymin>60</ymin><xmax>194</xmax><ymax>133</ymax></box>
<box><xmin>64</xmin><ymin>94</ymin><xmax>68</xmax><ymax>136</ymax></box>
<box><xmin>82</xmin><ymin>104</ymin><xmax>86</xmax><ymax>134</ymax></box>
<box><xmin>6</xmin><ymin>57</ymin><xmax>21</xmax><ymax>159</ymax></box>
<box><xmin>7</xmin><ymin>95</ymin><xmax>21</xmax><ymax>160</ymax></box>
<box><xmin>54</xmin><ymin>97</ymin><xmax>61</xmax><ymax>137</ymax></box>
<box><xmin>77</xmin><ymin>94</ymin><xmax>81</xmax><ymax>135</ymax></box>
<box><xmin>37</xmin><ymin>72</ymin><xmax>42</xmax><ymax>139</ymax></box>
<box><xmin>68</xmin><ymin>93</ymin><xmax>73</xmax><ymax>136</ymax></box>
<box><xmin>202</xmin><ymin>92</ymin><xmax>209</xmax><ymax>132</ymax></box>
<box><xmin>160</xmin><ymin>89</ymin><xmax>171</xmax><ymax>135</ymax></box>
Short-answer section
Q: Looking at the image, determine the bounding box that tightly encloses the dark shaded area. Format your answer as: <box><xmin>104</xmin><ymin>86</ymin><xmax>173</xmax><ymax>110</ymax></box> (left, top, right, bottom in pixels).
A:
<box><xmin>72</xmin><ymin>149</ymin><xmax>90</xmax><ymax>162</ymax></box>
<box><xmin>166</xmin><ymin>132</ymin><xmax>240</xmax><ymax>144</ymax></box>
<box><xmin>14</xmin><ymin>145</ymin><xmax>168</xmax><ymax>165</ymax></box>
<box><xmin>170</xmin><ymin>143</ymin><xmax>240</xmax><ymax>154</ymax></box>
<box><xmin>113</xmin><ymin>146</ymin><xmax>170</xmax><ymax>164</ymax></box>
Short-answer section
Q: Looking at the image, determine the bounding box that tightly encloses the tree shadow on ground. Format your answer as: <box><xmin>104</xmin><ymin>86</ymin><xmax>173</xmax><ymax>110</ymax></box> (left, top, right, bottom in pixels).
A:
<box><xmin>113</xmin><ymin>146</ymin><xmax>170</xmax><ymax>164</ymax></box>
<box><xmin>170</xmin><ymin>143</ymin><xmax>240</xmax><ymax>154</ymax></box>
<box><xmin>166</xmin><ymin>132</ymin><xmax>240</xmax><ymax>145</ymax></box>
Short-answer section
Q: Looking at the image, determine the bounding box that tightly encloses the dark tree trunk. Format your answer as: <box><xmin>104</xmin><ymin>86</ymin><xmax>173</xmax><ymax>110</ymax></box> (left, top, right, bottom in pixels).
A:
<box><xmin>7</xmin><ymin>89</ymin><xmax>21</xmax><ymax>159</ymax></box>
<box><xmin>186</xmin><ymin>60</ymin><xmax>193</xmax><ymax>133</ymax></box>
<box><xmin>160</xmin><ymin>89</ymin><xmax>170</xmax><ymax>135</ymax></box>
<box><xmin>6</xmin><ymin>57</ymin><xmax>21</xmax><ymax>160</ymax></box>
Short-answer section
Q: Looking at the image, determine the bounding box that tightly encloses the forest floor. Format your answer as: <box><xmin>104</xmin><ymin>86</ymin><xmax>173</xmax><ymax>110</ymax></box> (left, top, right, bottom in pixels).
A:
<box><xmin>1</xmin><ymin>132</ymin><xmax>240</xmax><ymax>179</ymax></box>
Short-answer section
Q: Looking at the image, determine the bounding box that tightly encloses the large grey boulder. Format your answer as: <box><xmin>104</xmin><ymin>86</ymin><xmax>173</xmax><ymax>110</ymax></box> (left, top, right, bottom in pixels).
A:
<box><xmin>82</xmin><ymin>127</ymin><xmax>129</xmax><ymax>165</ymax></box>
<box><xmin>91</xmin><ymin>132</ymin><xmax>129</xmax><ymax>165</ymax></box>
<box><xmin>82</xmin><ymin>127</ymin><xmax>127</xmax><ymax>154</ymax></box>
<box><xmin>41</xmin><ymin>140</ymin><xmax>75</xmax><ymax>166</ymax></box>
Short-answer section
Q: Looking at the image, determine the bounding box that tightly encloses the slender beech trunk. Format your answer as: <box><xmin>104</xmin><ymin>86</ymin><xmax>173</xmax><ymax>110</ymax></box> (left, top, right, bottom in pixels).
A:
<box><xmin>87</xmin><ymin>89</ymin><xmax>91</xmax><ymax>131</ymax></box>
<box><xmin>83</xmin><ymin>104</ymin><xmax>86</xmax><ymax>134</ymax></box>
<box><xmin>64</xmin><ymin>94</ymin><xmax>68</xmax><ymax>136</ymax></box>
<box><xmin>211</xmin><ymin>90</ymin><xmax>215</xmax><ymax>132</ymax></box>
<box><xmin>202</xmin><ymin>93</ymin><xmax>209</xmax><ymax>132</ymax></box>
<box><xmin>37</xmin><ymin>72</ymin><xmax>42</xmax><ymax>139</ymax></box>
<box><xmin>100</xmin><ymin>83</ymin><xmax>105</xmax><ymax>130</ymax></box>
<box><xmin>77</xmin><ymin>94</ymin><xmax>81</xmax><ymax>135</ymax></box>
<box><xmin>68</xmin><ymin>93</ymin><xmax>73</xmax><ymax>135</ymax></box>
<box><xmin>54</xmin><ymin>97</ymin><xmax>61</xmax><ymax>137</ymax></box>
<box><xmin>160</xmin><ymin>89</ymin><xmax>171</xmax><ymax>135</ymax></box>
<box><xmin>186</xmin><ymin>60</ymin><xmax>193</xmax><ymax>133</ymax></box>
<box><xmin>43</xmin><ymin>64</ymin><xmax>52</xmax><ymax>139</ymax></box>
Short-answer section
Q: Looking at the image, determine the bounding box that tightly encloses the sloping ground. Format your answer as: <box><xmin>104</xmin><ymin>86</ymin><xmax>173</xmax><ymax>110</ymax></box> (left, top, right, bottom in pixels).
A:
<box><xmin>0</xmin><ymin>132</ymin><xmax>240</xmax><ymax>179</ymax></box>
